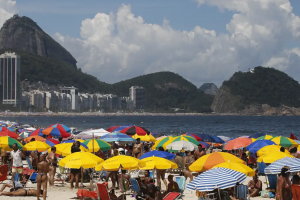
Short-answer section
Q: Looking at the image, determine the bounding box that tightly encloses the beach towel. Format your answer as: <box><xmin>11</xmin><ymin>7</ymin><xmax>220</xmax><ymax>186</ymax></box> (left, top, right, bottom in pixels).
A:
<box><xmin>175</xmin><ymin>176</ymin><xmax>186</xmax><ymax>193</ymax></box>
<box><xmin>77</xmin><ymin>189</ymin><xmax>97</xmax><ymax>200</ymax></box>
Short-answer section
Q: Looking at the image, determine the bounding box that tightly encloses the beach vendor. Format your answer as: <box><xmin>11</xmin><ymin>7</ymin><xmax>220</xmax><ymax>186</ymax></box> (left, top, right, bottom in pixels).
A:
<box><xmin>11</xmin><ymin>143</ymin><xmax>25</xmax><ymax>182</ymax></box>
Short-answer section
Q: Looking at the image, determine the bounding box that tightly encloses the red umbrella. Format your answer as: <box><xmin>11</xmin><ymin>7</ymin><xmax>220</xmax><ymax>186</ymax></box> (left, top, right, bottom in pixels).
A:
<box><xmin>184</xmin><ymin>133</ymin><xmax>202</xmax><ymax>141</ymax></box>
<box><xmin>107</xmin><ymin>126</ymin><xmax>120</xmax><ymax>132</ymax></box>
<box><xmin>120</xmin><ymin>125</ymin><xmax>150</xmax><ymax>136</ymax></box>
<box><xmin>0</xmin><ymin>130</ymin><xmax>19</xmax><ymax>139</ymax></box>
<box><xmin>29</xmin><ymin>129</ymin><xmax>44</xmax><ymax>137</ymax></box>
<box><xmin>42</xmin><ymin>127</ymin><xmax>70</xmax><ymax>138</ymax></box>
<box><xmin>225</xmin><ymin>138</ymin><xmax>253</xmax><ymax>150</ymax></box>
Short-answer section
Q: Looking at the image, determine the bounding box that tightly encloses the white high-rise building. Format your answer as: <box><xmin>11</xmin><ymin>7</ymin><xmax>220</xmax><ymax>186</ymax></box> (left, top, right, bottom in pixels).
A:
<box><xmin>0</xmin><ymin>52</ymin><xmax>21</xmax><ymax>105</ymax></box>
<box><xmin>61</xmin><ymin>86</ymin><xmax>79</xmax><ymax>111</ymax></box>
<box><xmin>129</xmin><ymin>86</ymin><xmax>146</xmax><ymax>109</ymax></box>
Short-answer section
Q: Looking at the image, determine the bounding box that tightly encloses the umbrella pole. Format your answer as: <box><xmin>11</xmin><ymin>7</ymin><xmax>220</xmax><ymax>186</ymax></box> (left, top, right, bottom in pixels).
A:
<box><xmin>81</xmin><ymin>167</ymin><xmax>84</xmax><ymax>188</ymax></box>
<box><xmin>218</xmin><ymin>188</ymin><xmax>221</xmax><ymax>200</ymax></box>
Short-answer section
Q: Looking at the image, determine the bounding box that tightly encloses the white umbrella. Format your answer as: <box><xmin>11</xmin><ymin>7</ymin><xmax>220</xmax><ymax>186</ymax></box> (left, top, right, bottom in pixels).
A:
<box><xmin>166</xmin><ymin>140</ymin><xmax>197</xmax><ymax>151</ymax></box>
<box><xmin>75</xmin><ymin>128</ymin><xmax>110</xmax><ymax>139</ymax></box>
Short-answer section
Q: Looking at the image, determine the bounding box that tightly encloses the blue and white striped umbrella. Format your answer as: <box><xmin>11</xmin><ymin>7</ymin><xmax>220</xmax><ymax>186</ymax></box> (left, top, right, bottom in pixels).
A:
<box><xmin>264</xmin><ymin>157</ymin><xmax>300</xmax><ymax>174</ymax></box>
<box><xmin>187</xmin><ymin>167</ymin><xmax>246</xmax><ymax>191</ymax></box>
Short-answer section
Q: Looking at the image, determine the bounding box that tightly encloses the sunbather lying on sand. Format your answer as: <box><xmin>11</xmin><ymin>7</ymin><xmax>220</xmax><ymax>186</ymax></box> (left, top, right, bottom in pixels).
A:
<box><xmin>0</xmin><ymin>188</ymin><xmax>43</xmax><ymax>197</ymax></box>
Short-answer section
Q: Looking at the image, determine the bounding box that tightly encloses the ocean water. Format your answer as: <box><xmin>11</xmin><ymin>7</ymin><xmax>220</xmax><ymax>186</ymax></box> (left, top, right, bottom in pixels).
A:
<box><xmin>2</xmin><ymin>116</ymin><xmax>300</xmax><ymax>138</ymax></box>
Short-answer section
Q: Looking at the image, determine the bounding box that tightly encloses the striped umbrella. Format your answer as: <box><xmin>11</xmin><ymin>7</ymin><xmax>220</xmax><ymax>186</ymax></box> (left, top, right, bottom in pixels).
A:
<box><xmin>106</xmin><ymin>126</ymin><xmax>120</xmax><ymax>133</ymax></box>
<box><xmin>152</xmin><ymin>136</ymin><xmax>173</xmax><ymax>150</ymax></box>
<box><xmin>100</xmin><ymin>132</ymin><xmax>136</xmax><ymax>143</ymax></box>
<box><xmin>29</xmin><ymin>129</ymin><xmax>45</xmax><ymax>137</ymax></box>
<box><xmin>264</xmin><ymin>157</ymin><xmax>300</xmax><ymax>174</ymax></box>
<box><xmin>42</xmin><ymin>127</ymin><xmax>71</xmax><ymax>138</ymax></box>
<box><xmin>132</xmin><ymin>134</ymin><xmax>156</xmax><ymax>142</ymax></box>
<box><xmin>83</xmin><ymin>139</ymin><xmax>111</xmax><ymax>152</ymax></box>
<box><xmin>210</xmin><ymin>135</ymin><xmax>225</xmax><ymax>143</ymax></box>
<box><xmin>248</xmin><ymin>133</ymin><xmax>266</xmax><ymax>139</ymax></box>
<box><xmin>0</xmin><ymin>130</ymin><xmax>19</xmax><ymax>139</ymax></box>
<box><xmin>120</xmin><ymin>126</ymin><xmax>150</xmax><ymax>136</ymax></box>
<box><xmin>163</xmin><ymin>136</ymin><xmax>200</xmax><ymax>150</ymax></box>
<box><xmin>0</xmin><ymin>136</ymin><xmax>23</xmax><ymax>150</ymax></box>
<box><xmin>184</xmin><ymin>133</ymin><xmax>202</xmax><ymax>141</ymax></box>
<box><xmin>256</xmin><ymin>135</ymin><xmax>275</xmax><ymax>140</ymax></box>
<box><xmin>113</xmin><ymin>125</ymin><xmax>132</xmax><ymax>132</ymax></box>
<box><xmin>271</xmin><ymin>136</ymin><xmax>298</xmax><ymax>148</ymax></box>
<box><xmin>187</xmin><ymin>167</ymin><xmax>246</xmax><ymax>191</ymax></box>
<box><xmin>49</xmin><ymin>123</ymin><xmax>71</xmax><ymax>133</ymax></box>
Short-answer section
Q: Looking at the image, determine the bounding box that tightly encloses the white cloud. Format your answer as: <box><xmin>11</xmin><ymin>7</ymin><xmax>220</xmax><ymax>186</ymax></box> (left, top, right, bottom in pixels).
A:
<box><xmin>50</xmin><ymin>2</ymin><xmax>300</xmax><ymax>86</ymax></box>
<box><xmin>0</xmin><ymin>0</ymin><xmax>16</xmax><ymax>27</ymax></box>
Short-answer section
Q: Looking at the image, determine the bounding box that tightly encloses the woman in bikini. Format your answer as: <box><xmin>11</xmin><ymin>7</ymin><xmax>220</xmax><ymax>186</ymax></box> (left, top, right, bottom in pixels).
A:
<box><xmin>276</xmin><ymin>167</ymin><xmax>293</xmax><ymax>200</ymax></box>
<box><xmin>47</xmin><ymin>147</ymin><xmax>57</xmax><ymax>186</ymax></box>
<box><xmin>132</xmin><ymin>138</ymin><xmax>143</xmax><ymax>158</ymax></box>
<box><xmin>247</xmin><ymin>174</ymin><xmax>262</xmax><ymax>197</ymax></box>
<box><xmin>0</xmin><ymin>188</ymin><xmax>43</xmax><ymax>197</ymax></box>
<box><xmin>37</xmin><ymin>154</ymin><xmax>49</xmax><ymax>200</ymax></box>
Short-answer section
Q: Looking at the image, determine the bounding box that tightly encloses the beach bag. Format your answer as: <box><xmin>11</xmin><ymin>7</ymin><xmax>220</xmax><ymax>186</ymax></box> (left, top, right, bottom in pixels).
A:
<box><xmin>260</xmin><ymin>190</ymin><xmax>270</xmax><ymax>198</ymax></box>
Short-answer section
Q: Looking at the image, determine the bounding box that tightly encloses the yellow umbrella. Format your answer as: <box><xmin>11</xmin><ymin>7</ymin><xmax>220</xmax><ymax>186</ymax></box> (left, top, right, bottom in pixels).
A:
<box><xmin>50</xmin><ymin>143</ymin><xmax>88</xmax><ymax>156</ymax></box>
<box><xmin>257</xmin><ymin>152</ymin><xmax>294</xmax><ymax>163</ymax></box>
<box><xmin>0</xmin><ymin>136</ymin><xmax>23</xmax><ymax>151</ymax></box>
<box><xmin>23</xmin><ymin>141</ymin><xmax>51</xmax><ymax>152</ymax></box>
<box><xmin>257</xmin><ymin>145</ymin><xmax>290</xmax><ymax>157</ymax></box>
<box><xmin>213</xmin><ymin>161</ymin><xmax>255</xmax><ymax>176</ymax></box>
<box><xmin>95</xmin><ymin>155</ymin><xmax>146</xmax><ymax>171</ymax></box>
<box><xmin>271</xmin><ymin>136</ymin><xmax>298</xmax><ymax>148</ymax></box>
<box><xmin>162</xmin><ymin>136</ymin><xmax>199</xmax><ymax>150</ymax></box>
<box><xmin>139</xmin><ymin>156</ymin><xmax>178</xmax><ymax>170</ymax></box>
<box><xmin>152</xmin><ymin>136</ymin><xmax>172</xmax><ymax>150</ymax></box>
<box><xmin>132</xmin><ymin>134</ymin><xmax>156</xmax><ymax>142</ymax></box>
<box><xmin>59</xmin><ymin>152</ymin><xmax>104</xmax><ymax>169</ymax></box>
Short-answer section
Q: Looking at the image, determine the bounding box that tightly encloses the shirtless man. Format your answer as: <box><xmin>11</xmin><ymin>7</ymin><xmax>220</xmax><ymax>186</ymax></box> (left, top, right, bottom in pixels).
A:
<box><xmin>194</xmin><ymin>144</ymin><xmax>205</xmax><ymax>160</ymax></box>
<box><xmin>37</xmin><ymin>154</ymin><xmax>49</xmax><ymax>200</ymax></box>
<box><xmin>132</xmin><ymin>138</ymin><xmax>143</xmax><ymax>158</ymax></box>
<box><xmin>47</xmin><ymin>147</ymin><xmax>57</xmax><ymax>186</ymax></box>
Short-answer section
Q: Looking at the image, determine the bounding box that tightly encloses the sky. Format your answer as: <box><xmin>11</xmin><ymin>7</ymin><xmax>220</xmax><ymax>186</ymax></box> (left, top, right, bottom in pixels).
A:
<box><xmin>1</xmin><ymin>0</ymin><xmax>300</xmax><ymax>87</ymax></box>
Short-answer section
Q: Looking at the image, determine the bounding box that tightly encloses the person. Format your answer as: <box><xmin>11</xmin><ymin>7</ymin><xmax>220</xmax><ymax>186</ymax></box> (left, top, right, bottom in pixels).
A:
<box><xmin>247</xmin><ymin>174</ymin><xmax>262</xmax><ymax>197</ymax></box>
<box><xmin>133</xmin><ymin>138</ymin><xmax>143</xmax><ymax>158</ymax></box>
<box><xmin>241</xmin><ymin>153</ymin><xmax>248</xmax><ymax>165</ymax></box>
<box><xmin>165</xmin><ymin>175</ymin><xmax>179</xmax><ymax>194</ymax></box>
<box><xmin>37</xmin><ymin>154</ymin><xmax>49</xmax><ymax>200</ymax></box>
<box><xmin>194</xmin><ymin>144</ymin><xmax>205</xmax><ymax>160</ymax></box>
<box><xmin>144</xmin><ymin>145</ymin><xmax>150</xmax><ymax>154</ymax></box>
<box><xmin>144</xmin><ymin>184</ymin><xmax>163</xmax><ymax>200</ymax></box>
<box><xmin>0</xmin><ymin>174</ymin><xmax>30</xmax><ymax>193</ymax></box>
<box><xmin>70</xmin><ymin>141</ymin><xmax>81</xmax><ymax>189</ymax></box>
<box><xmin>156</xmin><ymin>147</ymin><xmax>167</xmax><ymax>190</ymax></box>
<box><xmin>0</xmin><ymin>188</ymin><xmax>44</xmax><ymax>197</ymax></box>
<box><xmin>174</xmin><ymin>152</ymin><xmax>184</xmax><ymax>175</ymax></box>
<box><xmin>280</xmin><ymin>147</ymin><xmax>285</xmax><ymax>153</ymax></box>
<box><xmin>183</xmin><ymin>151</ymin><xmax>194</xmax><ymax>182</ymax></box>
<box><xmin>142</xmin><ymin>170</ymin><xmax>153</xmax><ymax>185</ymax></box>
<box><xmin>276</xmin><ymin>167</ymin><xmax>292</xmax><ymax>200</ymax></box>
<box><xmin>292</xmin><ymin>175</ymin><xmax>300</xmax><ymax>200</ymax></box>
<box><xmin>11</xmin><ymin>143</ymin><xmax>25</xmax><ymax>182</ymax></box>
<box><xmin>289</xmin><ymin>147</ymin><xmax>298</xmax><ymax>157</ymax></box>
<box><xmin>47</xmin><ymin>146</ymin><xmax>57</xmax><ymax>186</ymax></box>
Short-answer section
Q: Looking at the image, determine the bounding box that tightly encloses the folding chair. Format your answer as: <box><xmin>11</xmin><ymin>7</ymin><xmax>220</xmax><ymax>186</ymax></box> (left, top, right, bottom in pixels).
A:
<box><xmin>0</xmin><ymin>164</ymin><xmax>8</xmax><ymax>183</ymax></box>
<box><xmin>96</xmin><ymin>183</ymin><xmax>110</xmax><ymax>200</ymax></box>
<box><xmin>130</xmin><ymin>178</ymin><xmax>142</xmax><ymax>196</ymax></box>
<box><xmin>175</xmin><ymin>176</ymin><xmax>186</xmax><ymax>193</ymax></box>
<box><xmin>235</xmin><ymin>184</ymin><xmax>248</xmax><ymax>200</ymax></box>
<box><xmin>163</xmin><ymin>192</ymin><xmax>181</xmax><ymax>200</ymax></box>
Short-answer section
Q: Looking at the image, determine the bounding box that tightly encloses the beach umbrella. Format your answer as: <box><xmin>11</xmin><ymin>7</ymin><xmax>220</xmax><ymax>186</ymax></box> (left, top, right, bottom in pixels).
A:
<box><xmin>152</xmin><ymin>136</ymin><xmax>172</xmax><ymax>150</ymax></box>
<box><xmin>139</xmin><ymin>157</ymin><xmax>178</xmax><ymax>170</ymax></box>
<box><xmin>0</xmin><ymin>130</ymin><xmax>19</xmax><ymax>139</ymax></box>
<box><xmin>248</xmin><ymin>133</ymin><xmax>266</xmax><ymax>139</ymax></box>
<box><xmin>150</xmin><ymin>132</ymin><xmax>159</xmax><ymax>137</ymax></box>
<box><xmin>132</xmin><ymin>134</ymin><xmax>156</xmax><ymax>142</ymax></box>
<box><xmin>19</xmin><ymin>131</ymin><xmax>31</xmax><ymax>139</ymax></box>
<box><xmin>257</xmin><ymin>152</ymin><xmax>294</xmax><ymax>163</ymax></box>
<box><xmin>257</xmin><ymin>145</ymin><xmax>290</xmax><ymax>157</ymax></box>
<box><xmin>23</xmin><ymin>141</ymin><xmax>51</xmax><ymax>152</ymax></box>
<box><xmin>62</xmin><ymin>139</ymin><xmax>85</xmax><ymax>144</ymax></box>
<box><xmin>271</xmin><ymin>136</ymin><xmax>298</xmax><ymax>148</ymax></box>
<box><xmin>95</xmin><ymin>155</ymin><xmax>146</xmax><ymax>171</ymax></box>
<box><xmin>106</xmin><ymin>126</ymin><xmax>120</xmax><ymax>132</ymax></box>
<box><xmin>213</xmin><ymin>161</ymin><xmax>255</xmax><ymax>176</ymax></box>
<box><xmin>59</xmin><ymin>152</ymin><xmax>103</xmax><ymax>169</ymax></box>
<box><xmin>49</xmin><ymin>123</ymin><xmax>71</xmax><ymax>133</ymax></box>
<box><xmin>199</xmin><ymin>141</ymin><xmax>210</xmax><ymax>148</ymax></box>
<box><xmin>163</xmin><ymin>136</ymin><xmax>200</xmax><ymax>150</ymax></box>
<box><xmin>0</xmin><ymin>126</ymin><xmax>14</xmax><ymax>132</ymax></box>
<box><xmin>218</xmin><ymin>136</ymin><xmax>231</xmax><ymax>141</ymax></box>
<box><xmin>139</xmin><ymin>150</ymin><xmax>176</xmax><ymax>160</ymax></box>
<box><xmin>189</xmin><ymin>152</ymin><xmax>244</xmax><ymax>172</ymax></box>
<box><xmin>24</xmin><ymin>135</ymin><xmax>47</xmax><ymax>142</ymax></box>
<box><xmin>195</xmin><ymin>134</ymin><xmax>215</xmax><ymax>142</ymax></box>
<box><xmin>46</xmin><ymin>139</ymin><xmax>60</xmax><ymax>145</ymax></box>
<box><xmin>120</xmin><ymin>126</ymin><xmax>150</xmax><ymax>136</ymax></box>
<box><xmin>44</xmin><ymin>140</ymin><xmax>55</xmax><ymax>147</ymax></box>
<box><xmin>155</xmin><ymin>136</ymin><xmax>167</xmax><ymax>141</ymax></box>
<box><xmin>76</xmin><ymin>128</ymin><xmax>110</xmax><ymax>139</ymax></box>
<box><xmin>51</xmin><ymin>143</ymin><xmax>88</xmax><ymax>156</ymax></box>
<box><xmin>210</xmin><ymin>135</ymin><xmax>225</xmax><ymax>143</ymax></box>
<box><xmin>246</xmin><ymin>140</ymin><xmax>276</xmax><ymax>153</ymax></box>
<box><xmin>187</xmin><ymin>168</ymin><xmax>246</xmax><ymax>191</ymax></box>
<box><xmin>256</xmin><ymin>135</ymin><xmax>275</xmax><ymax>140</ymax></box>
<box><xmin>264</xmin><ymin>157</ymin><xmax>300</xmax><ymax>174</ymax></box>
<box><xmin>83</xmin><ymin>139</ymin><xmax>111</xmax><ymax>152</ymax></box>
<box><xmin>42</xmin><ymin>127</ymin><xmax>71</xmax><ymax>138</ymax></box>
<box><xmin>224</xmin><ymin>138</ymin><xmax>253</xmax><ymax>150</ymax></box>
<box><xmin>113</xmin><ymin>125</ymin><xmax>132</xmax><ymax>132</ymax></box>
<box><xmin>0</xmin><ymin>136</ymin><xmax>23</xmax><ymax>151</ymax></box>
<box><xmin>100</xmin><ymin>132</ymin><xmax>136</xmax><ymax>143</ymax></box>
<box><xmin>29</xmin><ymin>129</ymin><xmax>44</xmax><ymax>137</ymax></box>
<box><xmin>184</xmin><ymin>133</ymin><xmax>202</xmax><ymax>141</ymax></box>
<box><xmin>166</xmin><ymin>140</ymin><xmax>198</xmax><ymax>152</ymax></box>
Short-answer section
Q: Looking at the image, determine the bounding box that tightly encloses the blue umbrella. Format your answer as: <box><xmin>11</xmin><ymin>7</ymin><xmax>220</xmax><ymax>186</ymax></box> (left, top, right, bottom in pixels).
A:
<box><xmin>61</xmin><ymin>140</ymin><xmax>88</xmax><ymax>149</ymax></box>
<box><xmin>45</xmin><ymin>140</ymin><xmax>55</xmax><ymax>147</ymax></box>
<box><xmin>264</xmin><ymin>157</ymin><xmax>300</xmax><ymax>174</ymax></box>
<box><xmin>199</xmin><ymin>141</ymin><xmax>210</xmax><ymax>148</ymax></box>
<box><xmin>187</xmin><ymin>167</ymin><xmax>246</xmax><ymax>191</ymax></box>
<box><xmin>100</xmin><ymin>132</ymin><xmax>136</xmax><ymax>143</ymax></box>
<box><xmin>210</xmin><ymin>135</ymin><xmax>225</xmax><ymax>143</ymax></box>
<box><xmin>248</xmin><ymin>133</ymin><xmax>266</xmax><ymax>139</ymax></box>
<box><xmin>113</xmin><ymin>125</ymin><xmax>132</xmax><ymax>132</ymax></box>
<box><xmin>246</xmin><ymin>140</ymin><xmax>276</xmax><ymax>153</ymax></box>
<box><xmin>195</xmin><ymin>134</ymin><xmax>216</xmax><ymax>142</ymax></box>
<box><xmin>139</xmin><ymin>150</ymin><xmax>175</xmax><ymax>160</ymax></box>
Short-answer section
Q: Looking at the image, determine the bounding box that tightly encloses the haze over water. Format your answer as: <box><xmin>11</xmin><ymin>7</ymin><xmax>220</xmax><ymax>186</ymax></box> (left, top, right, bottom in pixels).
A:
<box><xmin>2</xmin><ymin>116</ymin><xmax>300</xmax><ymax>138</ymax></box>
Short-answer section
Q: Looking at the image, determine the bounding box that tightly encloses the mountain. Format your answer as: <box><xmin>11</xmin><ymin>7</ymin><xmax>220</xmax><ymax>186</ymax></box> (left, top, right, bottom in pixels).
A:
<box><xmin>212</xmin><ymin>66</ymin><xmax>300</xmax><ymax>115</ymax></box>
<box><xmin>0</xmin><ymin>15</ymin><xmax>77</xmax><ymax>67</ymax></box>
<box><xmin>113</xmin><ymin>72</ymin><xmax>214</xmax><ymax>112</ymax></box>
<box><xmin>199</xmin><ymin>83</ymin><xmax>218</xmax><ymax>95</ymax></box>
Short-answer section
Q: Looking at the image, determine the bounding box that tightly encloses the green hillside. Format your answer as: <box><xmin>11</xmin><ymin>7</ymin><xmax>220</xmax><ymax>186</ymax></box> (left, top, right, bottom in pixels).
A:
<box><xmin>113</xmin><ymin>72</ymin><xmax>214</xmax><ymax>112</ymax></box>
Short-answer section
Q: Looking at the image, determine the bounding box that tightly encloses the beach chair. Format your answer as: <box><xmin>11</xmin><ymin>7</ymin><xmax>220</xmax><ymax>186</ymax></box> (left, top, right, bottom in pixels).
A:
<box><xmin>26</xmin><ymin>156</ymin><xmax>33</xmax><ymax>169</ymax></box>
<box><xmin>96</xmin><ymin>183</ymin><xmax>110</xmax><ymax>200</ymax></box>
<box><xmin>99</xmin><ymin>170</ymin><xmax>107</xmax><ymax>181</ymax></box>
<box><xmin>29</xmin><ymin>173</ymin><xmax>38</xmax><ymax>183</ymax></box>
<box><xmin>130</xmin><ymin>178</ymin><xmax>143</xmax><ymax>196</ymax></box>
<box><xmin>163</xmin><ymin>192</ymin><xmax>181</xmax><ymax>200</ymax></box>
<box><xmin>149</xmin><ymin>171</ymin><xmax>153</xmax><ymax>179</ymax></box>
<box><xmin>175</xmin><ymin>176</ymin><xmax>186</xmax><ymax>194</ymax></box>
<box><xmin>0</xmin><ymin>164</ymin><xmax>8</xmax><ymax>183</ymax></box>
<box><xmin>235</xmin><ymin>184</ymin><xmax>248</xmax><ymax>200</ymax></box>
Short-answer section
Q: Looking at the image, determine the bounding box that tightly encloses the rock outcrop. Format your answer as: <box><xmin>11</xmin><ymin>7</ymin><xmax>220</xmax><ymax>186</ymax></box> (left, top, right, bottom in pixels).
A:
<box><xmin>199</xmin><ymin>83</ymin><xmax>218</xmax><ymax>95</ymax></box>
<box><xmin>0</xmin><ymin>15</ymin><xmax>77</xmax><ymax>67</ymax></box>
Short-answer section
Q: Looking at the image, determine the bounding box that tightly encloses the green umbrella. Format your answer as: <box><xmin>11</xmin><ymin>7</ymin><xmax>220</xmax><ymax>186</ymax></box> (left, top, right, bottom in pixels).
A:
<box><xmin>271</xmin><ymin>136</ymin><xmax>298</xmax><ymax>148</ymax></box>
<box><xmin>83</xmin><ymin>139</ymin><xmax>111</xmax><ymax>152</ymax></box>
<box><xmin>163</xmin><ymin>136</ymin><xmax>200</xmax><ymax>150</ymax></box>
<box><xmin>0</xmin><ymin>136</ymin><xmax>23</xmax><ymax>151</ymax></box>
<box><xmin>256</xmin><ymin>135</ymin><xmax>275</xmax><ymax>140</ymax></box>
<box><xmin>154</xmin><ymin>136</ymin><xmax>173</xmax><ymax>150</ymax></box>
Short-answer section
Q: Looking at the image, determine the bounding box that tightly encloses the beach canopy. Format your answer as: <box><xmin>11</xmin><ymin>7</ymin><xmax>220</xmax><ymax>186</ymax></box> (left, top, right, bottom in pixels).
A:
<box><xmin>213</xmin><ymin>161</ymin><xmax>255</xmax><ymax>176</ymax></box>
<box><xmin>139</xmin><ymin>157</ymin><xmax>178</xmax><ymax>170</ymax></box>
<box><xmin>257</xmin><ymin>145</ymin><xmax>290</xmax><ymax>157</ymax></box>
<box><xmin>189</xmin><ymin>152</ymin><xmax>244</xmax><ymax>172</ymax></box>
<box><xmin>186</xmin><ymin>167</ymin><xmax>246</xmax><ymax>191</ymax></box>
<box><xmin>51</xmin><ymin>143</ymin><xmax>88</xmax><ymax>156</ymax></box>
<box><xmin>24</xmin><ymin>135</ymin><xmax>46</xmax><ymax>142</ymax></box>
<box><xmin>100</xmin><ymin>132</ymin><xmax>136</xmax><ymax>143</ymax></box>
<box><xmin>139</xmin><ymin>150</ymin><xmax>176</xmax><ymax>160</ymax></box>
<box><xmin>0</xmin><ymin>136</ymin><xmax>23</xmax><ymax>150</ymax></box>
<box><xmin>257</xmin><ymin>152</ymin><xmax>294</xmax><ymax>163</ymax></box>
<box><xmin>49</xmin><ymin>123</ymin><xmax>71</xmax><ymax>133</ymax></box>
<box><xmin>224</xmin><ymin>137</ymin><xmax>253</xmax><ymax>150</ymax></box>
<box><xmin>256</xmin><ymin>135</ymin><xmax>275</xmax><ymax>140</ymax></box>
<box><xmin>264</xmin><ymin>157</ymin><xmax>300</xmax><ymax>174</ymax></box>
<box><xmin>246</xmin><ymin>140</ymin><xmax>276</xmax><ymax>153</ymax></box>
<box><xmin>120</xmin><ymin>125</ymin><xmax>150</xmax><ymax>136</ymax></box>
<box><xmin>59</xmin><ymin>152</ymin><xmax>103</xmax><ymax>169</ymax></box>
<box><xmin>271</xmin><ymin>136</ymin><xmax>298</xmax><ymax>148</ymax></box>
<box><xmin>132</xmin><ymin>134</ymin><xmax>156</xmax><ymax>142</ymax></box>
<box><xmin>83</xmin><ymin>139</ymin><xmax>111</xmax><ymax>152</ymax></box>
<box><xmin>95</xmin><ymin>155</ymin><xmax>146</xmax><ymax>171</ymax></box>
<box><xmin>0</xmin><ymin>130</ymin><xmax>19</xmax><ymax>139</ymax></box>
<box><xmin>23</xmin><ymin>141</ymin><xmax>51</xmax><ymax>152</ymax></box>
<box><xmin>166</xmin><ymin>140</ymin><xmax>197</xmax><ymax>152</ymax></box>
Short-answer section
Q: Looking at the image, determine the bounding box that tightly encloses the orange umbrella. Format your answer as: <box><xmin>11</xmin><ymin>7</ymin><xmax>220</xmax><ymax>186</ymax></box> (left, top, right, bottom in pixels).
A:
<box><xmin>24</xmin><ymin>136</ymin><xmax>46</xmax><ymax>143</ymax></box>
<box><xmin>225</xmin><ymin>137</ymin><xmax>253</xmax><ymax>150</ymax></box>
